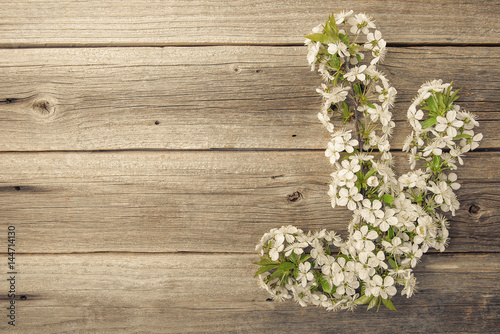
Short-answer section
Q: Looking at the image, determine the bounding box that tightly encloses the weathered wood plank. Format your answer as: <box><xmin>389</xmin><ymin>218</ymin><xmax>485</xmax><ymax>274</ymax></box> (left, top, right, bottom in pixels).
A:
<box><xmin>0</xmin><ymin>151</ymin><xmax>497</xmax><ymax>254</ymax></box>
<box><xmin>2</xmin><ymin>253</ymin><xmax>498</xmax><ymax>333</ymax></box>
<box><xmin>0</xmin><ymin>46</ymin><xmax>498</xmax><ymax>151</ymax></box>
<box><xmin>0</xmin><ymin>0</ymin><xmax>499</xmax><ymax>46</ymax></box>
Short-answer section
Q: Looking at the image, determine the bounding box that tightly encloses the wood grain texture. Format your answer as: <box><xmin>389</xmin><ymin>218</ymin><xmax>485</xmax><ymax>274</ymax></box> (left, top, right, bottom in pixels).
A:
<box><xmin>1</xmin><ymin>253</ymin><xmax>498</xmax><ymax>333</ymax></box>
<box><xmin>0</xmin><ymin>46</ymin><xmax>498</xmax><ymax>151</ymax></box>
<box><xmin>0</xmin><ymin>0</ymin><xmax>499</xmax><ymax>46</ymax></box>
<box><xmin>0</xmin><ymin>151</ymin><xmax>497</xmax><ymax>254</ymax></box>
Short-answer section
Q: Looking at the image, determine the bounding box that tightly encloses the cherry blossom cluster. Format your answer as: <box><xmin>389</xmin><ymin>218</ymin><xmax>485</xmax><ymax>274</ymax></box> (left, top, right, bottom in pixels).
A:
<box><xmin>254</xmin><ymin>11</ymin><xmax>482</xmax><ymax>312</ymax></box>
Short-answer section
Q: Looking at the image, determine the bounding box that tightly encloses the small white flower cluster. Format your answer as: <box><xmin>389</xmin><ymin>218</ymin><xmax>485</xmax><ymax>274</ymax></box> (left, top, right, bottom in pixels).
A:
<box><xmin>307</xmin><ymin>11</ymin><xmax>395</xmax><ymax>164</ymax></box>
<box><xmin>405</xmin><ymin>79</ymin><xmax>483</xmax><ymax>167</ymax></box>
<box><xmin>255</xmin><ymin>11</ymin><xmax>483</xmax><ymax>312</ymax></box>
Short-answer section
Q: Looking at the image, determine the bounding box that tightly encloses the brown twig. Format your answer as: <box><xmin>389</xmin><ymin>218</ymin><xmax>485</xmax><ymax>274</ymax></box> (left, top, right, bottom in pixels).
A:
<box><xmin>343</xmin><ymin>59</ymin><xmax>363</xmax><ymax>153</ymax></box>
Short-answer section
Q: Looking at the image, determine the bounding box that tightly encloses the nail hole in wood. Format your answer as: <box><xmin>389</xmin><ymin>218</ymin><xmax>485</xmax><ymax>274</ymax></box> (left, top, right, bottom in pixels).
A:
<box><xmin>255</xmin><ymin>69</ymin><xmax>262</xmax><ymax>73</ymax></box>
<box><xmin>20</xmin><ymin>295</ymin><xmax>27</xmax><ymax>300</ymax></box>
<box><xmin>287</xmin><ymin>191</ymin><xmax>302</xmax><ymax>202</ymax></box>
<box><xmin>468</xmin><ymin>204</ymin><xmax>480</xmax><ymax>215</ymax></box>
<box><xmin>155</xmin><ymin>121</ymin><xmax>160</xmax><ymax>125</ymax></box>
<box><xmin>266</xmin><ymin>298</ymin><xmax>273</xmax><ymax>302</ymax></box>
<box><xmin>292</xmin><ymin>134</ymin><xmax>297</xmax><ymax>137</ymax></box>
<box><xmin>14</xmin><ymin>186</ymin><xmax>21</xmax><ymax>191</ymax></box>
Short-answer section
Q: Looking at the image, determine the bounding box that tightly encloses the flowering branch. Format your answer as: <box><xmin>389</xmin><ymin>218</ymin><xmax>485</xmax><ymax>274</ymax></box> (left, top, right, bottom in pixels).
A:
<box><xmin>254</xmin><ymin>11</ymin><xmax>483</xmax><ymax>312</ymax></box>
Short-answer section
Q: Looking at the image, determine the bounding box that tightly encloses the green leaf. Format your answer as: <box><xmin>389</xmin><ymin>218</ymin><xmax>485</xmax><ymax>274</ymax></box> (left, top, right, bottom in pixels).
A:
<box><xmin>356</xmin><ymin>53</ymin><xmax>362</xmax><ymax>63</ymax></box>
<box><xmin>289</xmin><ymin>252</ymin><xmax>298</xmax><ymax>264</ymax></box>
<box><xmin>254</xmin><ymin>264</ymin><xmax>279</xmax><ymax>277</ymax></box>
<box><xmin>437</xmin><ymin>92</ymin><xmax>446</xmax><ymax>110</ymax></box>
<box><xmin>364</xmin><ymin>169</ymin><xmax>376</xmax><ymax>179</ymax></box>
<box><xmin>381</xmin><ymin>194</ymin><xmax>394</xmax><ymax>204</ymax></box>
<box><xmin>353</xmin><ymin>84</ymin><xmax>361</xmax><ymax>95</ymax></box>
<box><xmin>421</xmin><ymin>117</ymin><xmax>437</xmax><ymax>129</ymax></box>
<box><xmin>325</xmin><ymin>244</ymin><xmax>332</xmax><ymax>255</ymax></box>
<box><xmin>366</xmin><ymin>102</ymin><xmax>376</xmax><ymax>109</ymax></box>
<box><xmin>382</xmin><ymin>298</ymin><xmax>397</xmax><ymax>311</ymax></box>
<box><xmin>449</xmin><ymin>89</ymin><xmax>460</xmax><ymax>104</ymax></box>
<box><xmin>413</xmin><ymin>193</ymin><xmax>423</xmax><ymax>204</ymax></box>
<box><xmin>305</xmin><ymin>33</ymin><xmax>334</xmax><ymax>44</ymax></box>
<box><xmin>323</xmin><ymin>14</ymin><xmax>339</xmax><ymax>38</ymax></box>
<box><xmin>339</xmin><ymin>33</ymin><xmax>350</xmax><ymax>45</ymax></box>
<box><xmin>299</xmin><ymin>254</ymin><xmax>311</xmax><ymax>263</ymax></box>
<box><xmin>426</xmin><ymin>96</ymin><xmax>438</xmax><ymax>113</ymax></box>
<box><xmin>331</xmin><ymin>54</ymin><xmax>340</xmax><ymax>69</ymax></box>
<box><xmin>268</xmin><ymin>269</ymin><xmax>284</xmax><ymax>280</ymax></box>
<box><xmin>355</xmin><ymin>295</ymin><xmax>374</xmax><ymax>305</ymax></box>
<box><xmin>342</xmin><ymin>101</ymin><xmax>349</xmax><ymax>112</ymax></box>
<box><xmin>278</xmin><ymin>262</ymin><xmax>295</xmax><ymax>271</ymax></box>
<box><xmin>349</xmin><ymin>43</ymin><xmax>360</xmax><ymax>55</ymax></box>
<box><xmin>318</xmin><ymin>275</ymin><xmax>332</xmax><ymax>294</ymax></box>
<box><xmin>453</xmin><ymin>133</ymin><xmax>472</xmax><ymax>140</ymax></box>
<box><xmin>432</xmin><ymin>155</ymin><xmax>441</xmax><ymax>169</ymax></box>
<box><xmin>332</xmin><ymin>72</ymin><xmax>341</xmax><ymax>86</ymax></box>
<box><xmin>253</xmin><ymin>256</ymin><xmax>280</xmax><ymax>266</ymax></box>
<box><xmin>341</xmin><ymin>101</ymin><xmax>353</xmax><ymax>122</ymax></box>
<box><xmin>367</xmin><ymin>296</ymin><xmax>380</xmax><ymax>310</ymax></box>
<box><xmin>388</xmin><ymin>227</ymin><xmax>395</xmax><ymax>239</ymax></box>
<box><xmin>281</xmin><ymin>271</ymin><xmax>290</xmax><ymax>286</ymax></box>
<box><xmin>388</xmin><ymin>258</ymin><xmax>397</xmax><ymax>269</ymax></box>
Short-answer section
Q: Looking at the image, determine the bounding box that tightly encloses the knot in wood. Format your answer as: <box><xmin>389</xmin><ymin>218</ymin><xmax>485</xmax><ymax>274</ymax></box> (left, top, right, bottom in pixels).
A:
<box><xmin>468</xmin><ymin>204</ymin><xmax>481</xmax><ymax>215</ymax></box>
<box><xmin>287</xmin><ymin>191</ymin><xmax>302</xmax><ymax>202</ymax></box>
<box><xmin>32</xmin><ymin>96</ymin><xmax>57</xmax><ymax>116</ymax></box>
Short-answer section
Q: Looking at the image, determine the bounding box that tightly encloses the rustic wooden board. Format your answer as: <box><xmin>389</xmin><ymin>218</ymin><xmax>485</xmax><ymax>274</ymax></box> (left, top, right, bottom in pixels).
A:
<box><xmin>0</xmin><ymin>151</ymin><xmax>497</xmax><ymax>254</ymax></box>
<box><xmin>0</xmin><ymin>0</ymin><xmax>499</xmax><ymax>46</ymax></box>
<box><xmin>0</xmin><ymin>46</ymin><xmax>497</xmax><ymax>151</ymax></box>
<box><xmin>2</xmin><ymin>253</ymin><xmax>498</xmax><ymax>333</ymax></box>
<box><xmin>0</xmin><ymin>1</ymin><xmax>498</xmax><ymax>332</ymax></box>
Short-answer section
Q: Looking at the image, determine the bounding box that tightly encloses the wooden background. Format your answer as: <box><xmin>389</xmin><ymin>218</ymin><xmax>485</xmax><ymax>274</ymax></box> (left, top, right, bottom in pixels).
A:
<box><xmin>0</xmin><ymin>1</ymin><xmax>499</xmax><ymax>333</ymax></box>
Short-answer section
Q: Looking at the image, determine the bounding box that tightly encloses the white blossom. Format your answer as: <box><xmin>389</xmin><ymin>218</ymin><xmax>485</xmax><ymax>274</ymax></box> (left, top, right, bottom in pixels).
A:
<box><xmin>382</xmin><ymin>237</ymin><xmax>409</xmax><ymax>255</ymax></box>
<box><xmin>337</xmin><ymin>187</ymin><xmax>363</xmax><ymax>211</ymax></box>
<box><xmin>328</xmin><ymin>41</ymin><xmax>350</xmax><ymax>58</ymax></box>
<box><xmin>360</xmin><ymin>199</ymin><xmax>384</xmax><ymax>225</ymax></box>
<box><xmin>334</xmin><ymin>10</ymin><xmax>354</xmax><ymax>25</ymax></box>
<box><xmin>364</xmin><ymin>30</ymin><xmax>384</xmax><ymax>50</ymax></box>
<box><xmin>374</xmin><ymin>208</ymin><xmax>398</xmax><ymax>232</ymax></box>
<box><xmin>344</xmin><ymin>65</ymin><xmax>367</xmax><ymax>82</ymax></box>
<box><xmin>297</xmin><ymin>262</ymin><xmax>314</xmax><ymax>287</ymax></box>
<box><xmin>316</xmin><ymin>84</ymin><xmax>350</xmax><ymax>104</ymax></box>
<box><xmin>347</xmin><ymin>13</ymin><xmax>376</xmax><ymax>34</ymax></box>
<box><xmin>307</xmin><ymin>42</ymin><xmax>321</xmax><ymax>70</ymax></box>
<box><xmin>435</xmin><ymin>109</ymin><xmax>463</xmax><ymax>137</ymax></box>
<box><xmin>353</xmin><ymin>225</ymin><xmax>378</xmax><ymax>252</ymax></box>
<box><xmin>418</xmin><ymin>79</ymin><xmax>450</xmax><ymax>94</ymax></box>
